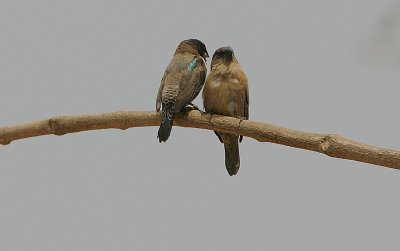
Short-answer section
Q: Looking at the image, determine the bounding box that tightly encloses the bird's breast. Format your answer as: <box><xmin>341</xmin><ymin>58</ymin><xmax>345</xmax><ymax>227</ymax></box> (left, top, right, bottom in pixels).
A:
<box><xmin>209</xmin><ymin>80</ymin><xmax>221</xmax><ymax>89</ymax></box>
<box><xmin>204</xmin><ymin>76</ymin><xmax>245</xmax><ymax>117</ymax></box>
<box><xmin>230</xmin><ymin>78</ymin><xmax>239</xmax><ymax>84</ymax></box>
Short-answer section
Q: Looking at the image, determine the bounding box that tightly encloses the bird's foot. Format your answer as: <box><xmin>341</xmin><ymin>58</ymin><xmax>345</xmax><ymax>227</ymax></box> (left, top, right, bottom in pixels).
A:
<box><xmin>237</xmin><ymin>116</ymin><xmax>246</xmax><ymax>125</ymax></box>
<box><xmin>184</xmin><ymin>103</ymin><xmax>200</xmax><ymax>112</ymax></box>
<box><xmin>188</xmin><ymin>102</ymin><xmax>200</xmax><ymax>110</ymax></box>
<box><xmin>208</xmin><ymin>112</ymin><xmax>215</xmax><ymax>122</ymax></box>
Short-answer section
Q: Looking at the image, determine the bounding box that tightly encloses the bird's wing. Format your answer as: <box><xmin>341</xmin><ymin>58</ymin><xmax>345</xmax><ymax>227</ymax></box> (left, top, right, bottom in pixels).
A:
<box><xmin>244</xmin><ymin>85</ymin><xmax>249</xmax><ymax>120</ymax></box>
<box><xmin>235</xmin><ymin>66</ymin><xmax>249</xmax><ymax>143</ymax></box>
<box><xmin>156</xmin><ymin>55</ymin><xmax>186</xmax><ymax>112</ymax></box>
<box><xmin>234</xmin><ymin>67</ymin><xmax>249</xmax><ymax>120</ymax></box>
<box><xmin>156</xmin><ymin>72</ymin><xmax>167</xmax><ymax>111</ymax></box>
<box><xmin>173</xmin><ymin>55</ymin><xmax>207</xmax><ymax>112</ymax></box>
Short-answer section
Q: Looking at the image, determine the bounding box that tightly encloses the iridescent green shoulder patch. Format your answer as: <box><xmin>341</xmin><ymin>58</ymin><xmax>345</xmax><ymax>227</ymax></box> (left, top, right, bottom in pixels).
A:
<box><xmin>188</xmin><ymin>57</ymin><xmax>197</xmax><ymax>71</ymax></box>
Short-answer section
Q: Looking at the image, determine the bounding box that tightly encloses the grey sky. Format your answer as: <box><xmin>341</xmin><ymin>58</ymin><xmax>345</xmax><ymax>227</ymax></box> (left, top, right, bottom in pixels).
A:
<box><xmin>1</xmin><ymin>0</ymin><xmax>400</xmax><ymax>250</ymax></box>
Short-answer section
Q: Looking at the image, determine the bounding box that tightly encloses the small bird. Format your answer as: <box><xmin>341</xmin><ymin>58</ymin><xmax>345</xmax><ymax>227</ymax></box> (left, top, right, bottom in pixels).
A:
<box><xmin>203</xmin><ymin>47</ymin><xmax>249</xmax><ymax>176</ymax></box>
<box><xmin>156</xmin><ymin>39</ymin><xmax>209</xmax><ymax>142</ymax></box>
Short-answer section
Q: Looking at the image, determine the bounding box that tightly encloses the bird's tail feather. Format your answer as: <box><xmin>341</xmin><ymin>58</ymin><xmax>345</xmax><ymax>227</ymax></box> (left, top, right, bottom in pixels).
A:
<box><xmin>158</xmin><ymin>110</ymin><xmax>173</xmax><ymax>143</ymax></box>
<box><xmin>224</xmin><ymin>135</ymin><xmax>240</xmax><ymax>176</ymax></box>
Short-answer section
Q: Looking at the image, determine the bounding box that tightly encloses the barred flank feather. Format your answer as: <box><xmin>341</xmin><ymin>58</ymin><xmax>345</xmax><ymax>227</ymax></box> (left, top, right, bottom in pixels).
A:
<box><xmin>157</xmin><ymin>110</ymin><xmax>173</xmax><ymax>143</ymax></box>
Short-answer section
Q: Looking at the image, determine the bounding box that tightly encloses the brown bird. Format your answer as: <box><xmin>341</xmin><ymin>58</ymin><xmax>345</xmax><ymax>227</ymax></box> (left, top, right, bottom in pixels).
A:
<box><xmin>156</xmin><ymin>39</ymin><xmax>209</xmax><ymax>142</ymax></box>
<box><xmin>203</xmin><ymin>47</ymin><xmax>249</xmax><ymax>176</ymax></box>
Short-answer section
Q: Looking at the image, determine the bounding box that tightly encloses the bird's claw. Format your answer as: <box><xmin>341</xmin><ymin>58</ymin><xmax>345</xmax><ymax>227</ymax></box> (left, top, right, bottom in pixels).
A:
<box><xmin>184</xmin><ymin>103</ymin><xmax>200</xmax><ymax>111</ymax></box>
<box><xmin>189</xmin><ymin>103</ymin><xmax>200</xmax><ymax>110</ymax></box>
<box><xmin>237</xmin><ymin>116</ymin><xmax>246</xmax><ymax>125</ymax></box>
<box><xmin>208</xmin><ymin>112</ymin><xmax>215</xmax><ymax>122</ymax></box>
<box><xmin>183</xmin><ymin>103</ymin><xmax>200</xmax><ymax>112</ymax></box>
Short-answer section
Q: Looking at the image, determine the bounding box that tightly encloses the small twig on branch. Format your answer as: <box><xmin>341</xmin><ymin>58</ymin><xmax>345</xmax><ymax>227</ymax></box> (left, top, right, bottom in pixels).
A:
<box><xmin>0</xmin><ymin>110</ymin><xmax>399</xmax><ymax>170</ymax></box>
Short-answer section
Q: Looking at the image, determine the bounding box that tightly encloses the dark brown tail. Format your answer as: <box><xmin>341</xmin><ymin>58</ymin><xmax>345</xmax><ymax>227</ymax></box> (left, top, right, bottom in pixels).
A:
<box><xmin>223</xmin><ymin>135</ymin><xmax>240</xmax><ymax>176</ymax></box>
<box><xmin>158</xmin><ymin>111</ymin><xmax>173</xmax><ymax>143</ymax></box>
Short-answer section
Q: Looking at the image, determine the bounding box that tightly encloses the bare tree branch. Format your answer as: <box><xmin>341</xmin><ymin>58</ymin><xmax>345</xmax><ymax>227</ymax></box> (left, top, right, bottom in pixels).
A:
<box><xmin>0</xmin><ymin>110</ymin><xmax>399</xmax><ymax>169</ymax></box>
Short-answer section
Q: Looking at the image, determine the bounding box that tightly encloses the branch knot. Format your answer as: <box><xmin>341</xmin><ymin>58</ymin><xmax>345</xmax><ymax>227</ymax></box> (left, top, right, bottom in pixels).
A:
<box><xmin>48</xmin><ymin>118</ymin><xmax>64</xmax><ymax>136</ymax></box>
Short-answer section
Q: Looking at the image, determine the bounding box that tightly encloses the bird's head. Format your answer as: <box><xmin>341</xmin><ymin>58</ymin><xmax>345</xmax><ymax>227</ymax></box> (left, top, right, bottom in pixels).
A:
<box><xmin>187</xmin><ymin>39</ymin><xmax>209</xmax><ymax>61</ymax></box>
<box><xmin>176</xmin><ymin>39</ymin><xmax>209</xmax><ymax>61</ymax></box>
<box><xmin>211</xmin><ymin>46</ymin><xmax>236</xmax><ymax>66</ymax></box>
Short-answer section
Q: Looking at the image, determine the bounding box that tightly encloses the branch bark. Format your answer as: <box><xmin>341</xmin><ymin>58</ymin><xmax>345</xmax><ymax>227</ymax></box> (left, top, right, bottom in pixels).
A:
<box><xmin>0</xmin><ymin>110</ymin><xmax>399</xmax><ymax>170</ymax></box>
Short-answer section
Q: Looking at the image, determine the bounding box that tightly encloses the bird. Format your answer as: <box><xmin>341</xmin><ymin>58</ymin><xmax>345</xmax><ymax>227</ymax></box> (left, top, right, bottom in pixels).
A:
<box><xmin>156</xmin><ymin>39</ymin><xmax>209</xmax><ymax>142</ymax></box>
<box><xmin>202</xmin><ymin>47</ymin><xmax>249</xmax><ymax>176</ymax></box>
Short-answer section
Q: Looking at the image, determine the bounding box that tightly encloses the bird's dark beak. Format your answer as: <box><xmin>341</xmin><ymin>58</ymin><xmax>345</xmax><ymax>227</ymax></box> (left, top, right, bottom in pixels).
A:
<box><xmin>203</xmin><ymin>51</ymin><xmax>209</xmax><ymax>61</ymax></box>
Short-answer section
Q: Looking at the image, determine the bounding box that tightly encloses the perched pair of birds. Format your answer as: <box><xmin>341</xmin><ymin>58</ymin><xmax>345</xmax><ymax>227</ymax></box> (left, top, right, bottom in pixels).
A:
<box><xmin>156</xmin><ymin>39</ymin><xmax>249</xmax><ymax>176</ymax></box>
